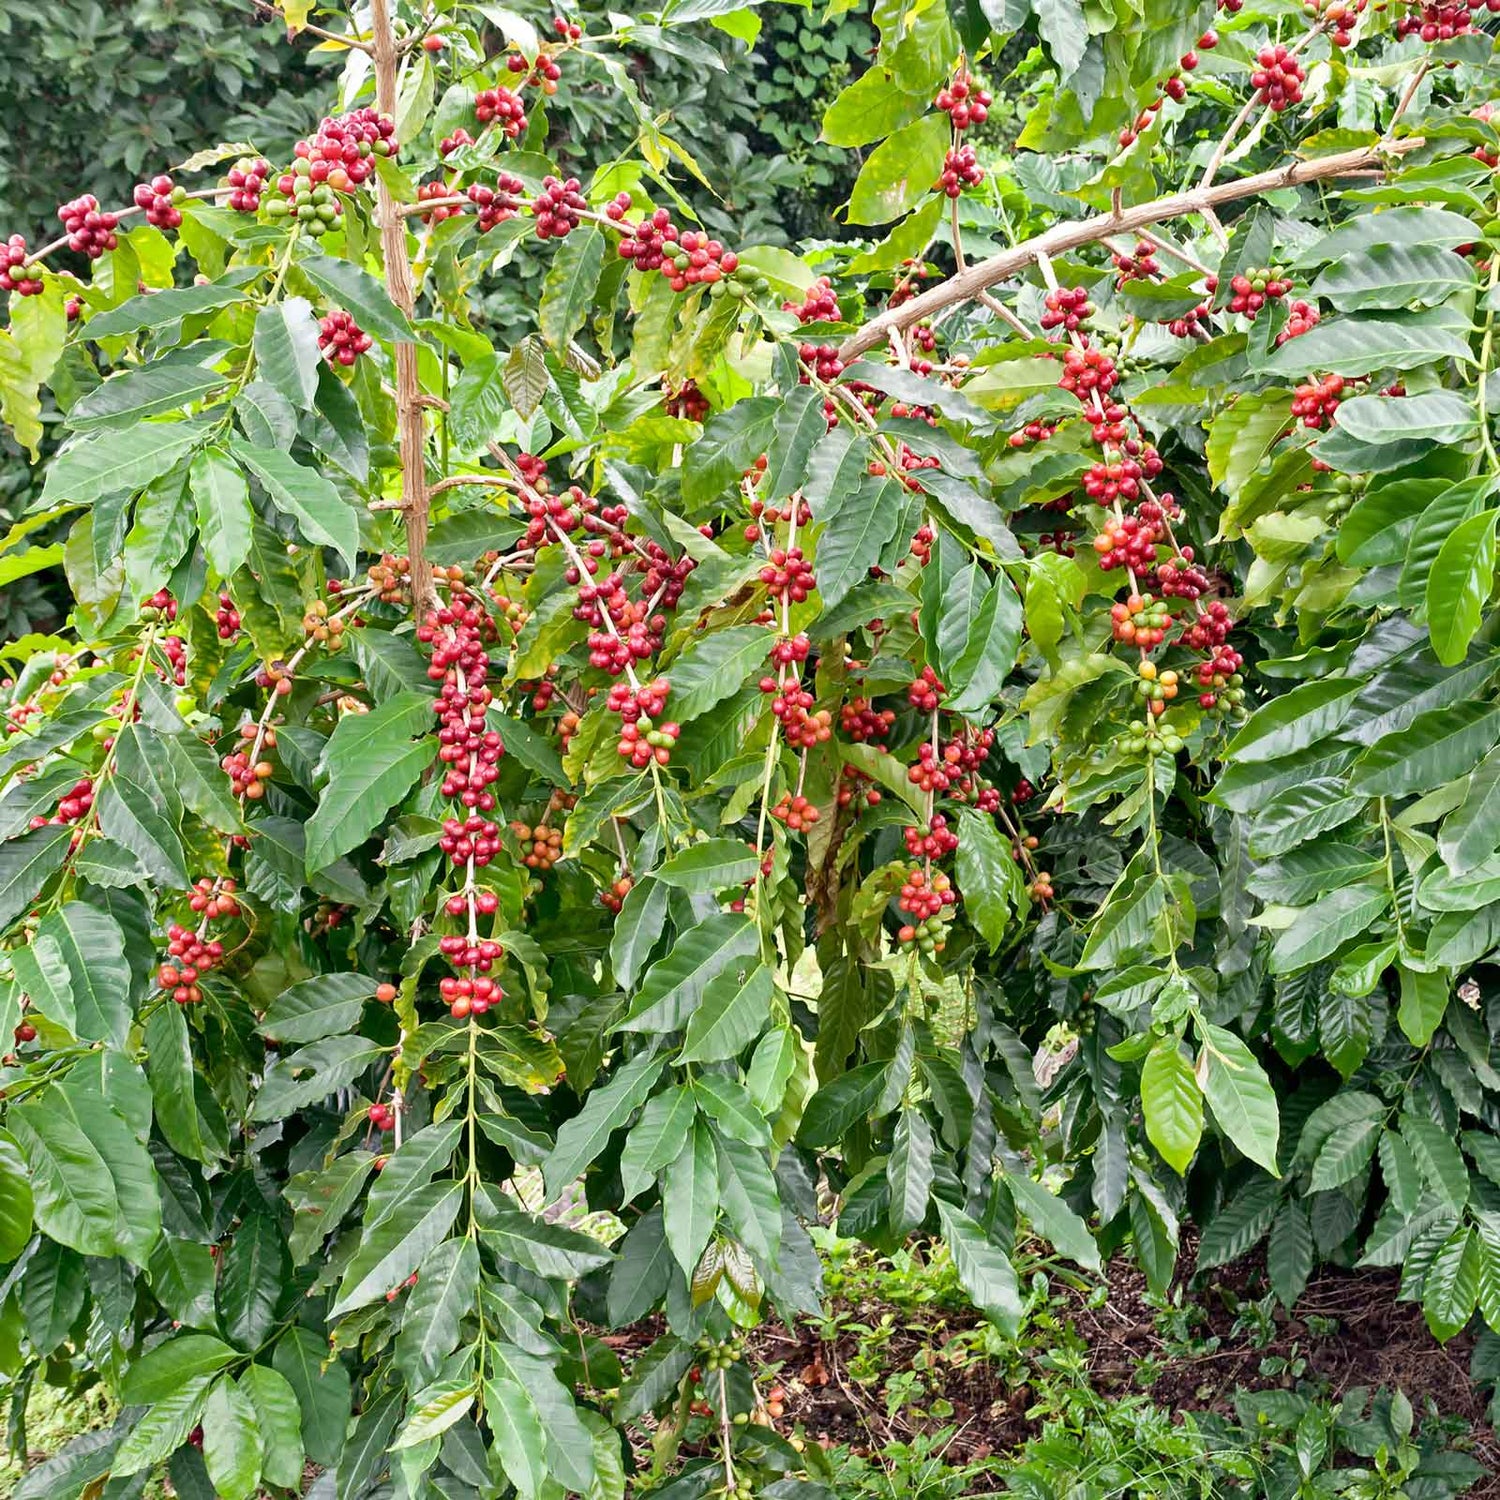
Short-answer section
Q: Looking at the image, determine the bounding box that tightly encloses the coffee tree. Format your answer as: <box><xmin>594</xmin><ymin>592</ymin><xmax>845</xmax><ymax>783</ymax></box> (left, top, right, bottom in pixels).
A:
<box><xmin>0</xmin><ymin>0</ymin><xmax>1498</xmax><ymax>1493</ymax></box>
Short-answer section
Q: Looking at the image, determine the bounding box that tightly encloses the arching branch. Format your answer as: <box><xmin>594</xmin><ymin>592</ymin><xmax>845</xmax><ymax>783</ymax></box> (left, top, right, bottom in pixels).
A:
<box><xmin>838</xmin><ymin>138</ymin><xmax>1426</xmax><ymax>363</ymax></box>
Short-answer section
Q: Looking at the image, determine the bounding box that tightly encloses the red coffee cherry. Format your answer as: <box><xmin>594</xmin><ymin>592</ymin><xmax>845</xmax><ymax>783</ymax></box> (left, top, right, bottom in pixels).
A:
<box><xmin>0</xmin><ymin>236</ymin><xmax>43</xmax><ymax>297</ymax></box>
<box><xmin>318</xmin><ymin>310</ymin><xmax>373</xmax><ymax>366</ymax></box>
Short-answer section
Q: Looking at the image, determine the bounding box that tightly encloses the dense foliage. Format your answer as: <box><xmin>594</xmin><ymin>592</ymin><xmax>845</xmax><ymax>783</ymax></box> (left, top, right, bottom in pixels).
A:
<box><xmin>0</xmin><ymin>0</ymin><xmax>1499</xmax><ymax>1494</ymax></box>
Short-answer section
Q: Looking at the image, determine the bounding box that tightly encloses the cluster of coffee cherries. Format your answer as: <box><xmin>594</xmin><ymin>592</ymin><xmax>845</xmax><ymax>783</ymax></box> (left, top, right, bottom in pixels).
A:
<box><xmin>469</xmin><ymin>176</ymin><xmax>526</xmax><ymax>233</ymax></box>
<box><xmin>511</xmin><ymin>821</ymin><xmax>562</xmax><ymax>870</ymax></box>
<box><xmin>770</xmin><ymin>793</ymin><xmax>819</xmax><ymax>830</ymax></box>
<box><xmin>318</xmin><ymin>310</ymin><xmax>373</xmax><ymax>366</ymax></box>
<box><xmin>1277</xmin><ymin>299</ymin><xmax>1320</xmax><ymax>345</ymax></box>
<box><xmin>0</xmin><ymin>236</ymin><xmax>42</xmax><ymax>297</ymax></box>
<box><xmin>533</xmin><ymin>175</ymin><xmax>588</xmax><ymax>239</ymax></box>
<box><xmin>420</xmin><ymin>589</ymin><xmax>505</xmax><ymax>866</ymax></box>
<box><xmin>215</xmin><ymin>593</ymin><xmax>241</xmax><ymax>640</ymax></box>
<box><xmin>292</xmin><ymin>108</ymin><xmax>397</xmax><ymax>188</ymax></box>
<box><xmin>1041</xmin><ymin>286</ymin><xmax>1092</xmax><ymax>335</ymax></box>
<box><xmin>798</xmin><ymin>342</ymin><xmax>845</xmax><ymax>384</ymax></box>
<box><xmin>226</xmin><ymin>158</ymin><xmax>273</xmax><ymax>213</ymax></box>
<box><xmin>1196</xmin><ymin>643</ymin><xmax>1248</xmax><ymax>715</ymax></box>
<box><xmin>1110</xmin><ymin>593</ymin><xmax>1173</xmax><ymax>647</ymax></box>
<box><xmin>1222</xmin><ymin>266</ymin><xmax>1293</xmax><ymax>319</ymax></box>
<box><xmin>58</xmin><ymin>195</ymin><xmax>118</xmax><ymax>258</ymax></box>
<box><xmin>785</xmin><ymin>278</ymin><xmax>840</xmax><ymax>324</ymax></box>
<box><xmin>936</xmin><ymin>144</ymin><xmax>984</xmax><ymax>198</ymax></box>
<box><xmin>133</xmin><ymin>175</ymin><xmax>183</xmax><ymax>229</ymax></box>
<box><xmin>1135</xmin><ymin>659</ymin><xmax>1180</xmax><ymax>716</ymax></box>
<box><xmin>29</xmin><ymin>777</ymin><xmax>94</xmax><ymax>830</ymax></box>
<box><xmin>157</xmin><ymin>890</ymin><xmax>237</xmax><ymax>1005</ymax></box>
<box><xmin>840</xmin><ymin>696</ymin><xmax>896</xmax><ymax>743</ymax></box>
<box><xmin>1396</xmin><ymin>0</ymin><xmax>1489</xmax><ymax>40</ymax></box>
<box><xmin>437</xmin><ymin>933</ymin><xmax>504</xmax><ymax>1019</ymax></box>
<box><xmin>475</xmin><ymin>86</ymin><xmax>528</xmax><ymax>137</ymax></box>
<box><xmin>904</xmin><ymin>814</ymin><xmax>959</xmax><ymax>860</ymax></box>
<box><xmin>908</xmin><ymin>666</ymin><xmax>944</xmax><ymax>714</ymax></box>
<box><xmin>222</xmin><ymin>723</ymin><xmax>276</xmax><ymax>799</ymax></box>
<box><xmin>1112</xmin><ymin>240</ymin><xmax>1161</xmax><ymax>287</ymax></box>
<box><xmin>368</xmin><ymin>1101</ymin><xmax>396</xmax><ymax>1132</ymax></box>
<box><xmin>935</xmin><ymin>71</ymin><xmax>991</xmax><ymax>129</ymax></box>
<box><xmin>1094</xmin><ymin>511</ymin><xmax>1163</xmax><ymax>573</ymax></box>
<box><xmin>897</xmin><ymin>868</ymin><xmax>956</xmax><ymax>952</ymax></box>
<box><xmin>610</xmin><ymin>679</ymin><xmax>679</xmax><ymax>767</ymax></box>
<box><xmin>759</xmin><ymin>545</ymin><xmax>817</xmax><ymax>604</ymax></box>
<box><xmin>1250</xmin><ymin>45</ymin><xmax>1305</xmax><ymax>110</ymax></box>
<box><xmin>1059</xmin><ymin>345</ymin><xmax>1119</xmax><ymax>399</ymax></box>
<box><xmin>268</xmin><ymin>170</ymin><xmax>343</xmax><ymax>233</ymax></box>
<box><xmin>1291</xmin><ymin>372</ymin><xmax>1346</xmax><ymax>429</ymax></box>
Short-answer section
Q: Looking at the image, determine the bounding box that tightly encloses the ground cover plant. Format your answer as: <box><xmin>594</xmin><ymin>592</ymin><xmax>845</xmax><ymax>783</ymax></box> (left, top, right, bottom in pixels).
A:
<box><xmin>0</xmin><ymin>0</ymin><xmax>1498</xmax><ymax>1494</ymax></box>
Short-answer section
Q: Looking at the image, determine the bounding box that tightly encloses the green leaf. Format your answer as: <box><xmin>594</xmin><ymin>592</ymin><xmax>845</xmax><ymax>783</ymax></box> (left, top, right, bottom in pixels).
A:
<box><xmin>621</xmin><ymin>912</ymin><xmax>760</xmax><ymax>1032</ymax></box>
<box><xmin>332</xmin><ymin>1181</ymin><xmax>464</xmax><ymax>1317</ymax></box>
<box><xmin>111</xmin><ymin>1373</ymin><xmax>216</xmax><ymax>1476</ymax></box>
<box><xmin>539</xmin><ymin>228</ymin><xmax>605</xmax><ymax>348</ymax></box>
<box><xmin>1225</xmin><ymin>678</ymin><xmax>1363</xmax><ymax>764</ymax></box>
<box><xmin>682</xmin><ymin>397</ymin><xmax>779</xmax><ymax>506</ymax></box>
<box><xmin>945</xmin><ymin>576</ymin><xmax>1022</xmax><ymax>715</ymax></box>
<box><xmin>298</xmin><ymin>251</ymin><xmax>414</xmax><ymax>341</ymax></box>
<box><xmin>0</xmin><ymin>825</ymin><xmax>70</xmax><ymax>931</ymax></box>
<box><xmin>66</xmin><ymin>359</ymin><xmax>227</xmax><ymax>433</ymax></box>
<box><xmin>1267</xmin><ymin>1201</ymin><xmax>1314</xmax><ymax>1308</ymax></box>
<box><xmin>258</xmin><ymin>972</ymin><xmax>378</xmax><ymax>1045</ymax></box>
<box><xmin>934</xmin><ymin>1200</ymin><xmax>1023</xmax><ymax>1335</ymax></box>
<box><xmin>253</xmin><ymin>298</ymin><xmax>321</xmax><ymax>411</ymax></box>
<box><xmin>681</xmin><ymin>962</ymin><xmax>772</xmax><ymax>1064</ymax></box>
<box><xmin>662</xmin><ymin>1117</ymin><xmax>719</xmax><ymax>1273</ymax></box>
<box><xmin>272</xmin><ymin>1327</ymin><xmax>349</xmax><ymax>1468</ymax></box>
<box><xmin>1197</xmin><ymin>1178</ymin><xmax>1281</xmax><ymax>1269</ymax></box>
<box><xmin>815</xmin><ymin>475</ymin><xmax>905</xmax><ymax>610</ymax></box>
<box><xmin>716</xmin><ymin>1131</ymin><xmax>781</xmax><ymax>1261</ymax></box>
<box><xmin>1199</xmin><ymin>1024</ymin><xmax>1279</xmax><ymax>1175</ymax></box>
<box><xmin>1006</xmin><ymin>1170</ymin><xmax>1101</xmax><ymax>1271</ymax></box>
<box><xmin>887</xmin><ymin>1108</ymin><xmax>934</xmax><ymax>1236</ymax></box>
<box><xmin>954</xmin><ymin>806</ymin><xmax>1024</xmax><ymax>953</ymax></box>
<box><xmin>251</xmin><ymin>1035</ymin><xmax>388</xmax><ymax>1120</ymax></box>
<box><xmin>146</xmin><ymin>1004</ymin><xmax>227</xmax><ymax>1163</ymax></box>
<box><xmin>1206</xmin><ymin>390</ymin><xmax>1293</xmax><ymax>499</ymax></box>
<box><xmin>543</xmin><ymin>1052</ymin><xmax>665</xmax><ymax>1197</ymax></box>
<box><xmin>392</xmin><ymin>1378</ymin><xmax>476</xmax><ymax>1449</ymax></box>
<box><xmin>1440</xmin><ymin>744</ymin><xmax>1500</xmax><ymax>875</ymax></box>
<box><xmin>1402</xmin><ymin>1111</ymin><xmax>1469</xmax><ymax>1214</ymax></box>
<box><xmin>1269</xmin><ymin>886</ymin><xmax>1389</xmax><ymax>974</ymax></box>
<box><xmin>218</xmin><ymin>1209</ymin><xmax>288</xmax><ymax>1350</ymax></box>
<box><xmin>85</xmin><ymin>275</ymin><xmax>259</xmax><ymax>338</ymax></box>
<box><xmin>667</xmin><ymin>625</ymin><xmax>770</xmax><ymax>721</ymax></box>
<box><xmin>1427</xmin><ymin>508</ymin><xmax>1496</xmax><ymax>666</ymax></box>
<box><xmin>239</xmin><ymin>1365</ymin><xmax>305</xmax><ymax>1491</ymax></box>
<box><xmin>1303</xmin><ymin>206</ymin><xmax>1483</xmax><ymax>262</ymax></box>
<box><xmin>502</xmin><ymin>338</ymin><xmax>549</xmax><ymax>419</ymax></box>
<box><xmin>229</xmin><ymin>437</ymin><xmax>360</xmax><ymax>572</ymax></box>
<box><xmin>658</xmin><ymin>838</ymin><xmax>759</xmax><ymax>893</ymax></box>
<box><xmin>201</xmin><ymin>1376</ymin><xmax>262</xmax><ymax>1500</ymax></box>
<box><xmin>1262</xmin><ymin>312</ymin><xmax>1476</xmax><ymax>379</ymax></box>
<box><xmin>1423</xmin><ymin>1226</ymin><xmax>1480</xmax><ymax>1342</ymax></box>
<box><xmin>303</xmin><ymin>691</ymin><xmax>433</xmax><ymax>872</ymax></box>
<box><xmin>487</xmin><ymin>1377</ymin><xmax>548</xmax><ymax>1500</ymax></box>
<box><xmin>798</xmin><ymin>1060</ymin><xmax>889</xmax><ymax>1148</ymax></box>
<box><xmin>1335</xmin><ymin>391</ymin><xmax>1478</xmax><ymax>445</ymax></box>
<box><xmin>0</xmin><ymin>1131</ymin><xmax>32</xmax><ymax>1261</ymax></box>
<box><xmin>478</xmin><ymin>1195</ymin><xmax>614</xmax><ymax>1278</ymax></box>
<box><xmin>10</xmin><ymin>1090</ymin><xmax>120</xmax><ymax>1257</ymax></box>
<box><xmin>847</xmin><ymin>115</ymin><xmax>950</xmax><ymax>225</ymax></box>
<box><xmin>1397</xmin><ymin>965</ymin><xmax>1449</xmax><ymax>1048</ymax></box>
<box><xmin>1079</xmin><ymin>871</ymin><xmax>1167</xmax><ymax>971</ymax></box>
<box><xmin>1309</xmin><ymin>243</ymin><xmax>1476</xmax><ymax>311</ymax></box>
<box><xmin>1142</xmin><ymin>1039</ymin><xmax>1203</xmax><ymax>1176</ymax></box>
<box><xmin>1308</xmin><ymin>1115</ymin><xmax>1381</xmax><ymax>1191</ymax></box>
<box><xmin>121</xmin><ymin>1334</ymin><xmax>240</xmax><ymax>1405</ymax></box>
<box><xmin>1352</xmin><ymin>702</ymin><xmax>1500</xmax><ymax>798</ymax></box>
<box><xmin>610</xmin><ymin>876</ymin><xmax>669</xmax><ymax>991</ymax></box>
<box><xmin>41</xmin><ymin>422</ymin><xmax>200</xmax><ymax>506</ymax></box>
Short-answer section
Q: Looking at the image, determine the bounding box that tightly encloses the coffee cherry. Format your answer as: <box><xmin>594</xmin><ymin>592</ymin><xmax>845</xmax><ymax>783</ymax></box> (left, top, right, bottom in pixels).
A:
<box><xmin>226</xmin><ymin>158</ymin><xmax>272</xmax><ymax>212</ymax></box>
<box><xmin>133</xmin><ymin>175</ymin><xmax>183</xmax><ymax>229</ymax></box>
<box><xmin>0</xmin><ymin>236</ymin><xmax>43</xmax><ymax>297</ymax></box>
<box><xmin>1250</xmin><ymin>46</ymin><xmax>1304</xmax><ymax>111</ymax></box>
<box><xmin>532</xmin><ymin>175</ymin><xmax>587</xmax><ymax>239</ymax></box>
<box><xmin>475</xmin><ymin>86</ymin><xmax>528</xmax><ymax>137</ymax></box>
<box><xmin>375</xmin><ymin>983</ymin><xmax>398</xmax><ymax>1003</ymax></box>
<box><xmin>57</xmin><ymin>195</ymin><xmax>119</xmax><ymax>258</ymax></box>
<box><xmin>936</xmin><ymin>143</ymin><xmax>984</xmax><ymax>198</ymax></box>
<box><xmin>318</xmin><ymin>310</ymin><xmax>373</xmax><ymax>366</ymax></box>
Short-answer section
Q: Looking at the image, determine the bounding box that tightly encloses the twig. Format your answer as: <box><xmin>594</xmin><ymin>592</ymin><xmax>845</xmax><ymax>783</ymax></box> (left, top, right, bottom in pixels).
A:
<box><xmin>837</xmin><ymin>137</ymin><xmax>1424</xmax><ymax>362</ymax></box>
<box><xmin>370</xmin><ymin>0</ymin><xmax>437</xmax><ymax>615</ymax></box>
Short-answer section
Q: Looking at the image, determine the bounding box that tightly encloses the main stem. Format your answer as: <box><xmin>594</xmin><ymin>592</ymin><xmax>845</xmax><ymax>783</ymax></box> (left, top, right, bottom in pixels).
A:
<box><xmin>369</xmin><ymin>0</ymin><xmax>437</xmax><ymax>615</ymax></box>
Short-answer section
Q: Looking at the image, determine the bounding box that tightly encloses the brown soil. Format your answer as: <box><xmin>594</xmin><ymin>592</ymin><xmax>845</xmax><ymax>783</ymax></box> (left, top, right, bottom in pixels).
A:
<box><xmin>626</xmin><ymin>1242</ymin><xmax>1500</xmax><ymax>1495</ymax></box>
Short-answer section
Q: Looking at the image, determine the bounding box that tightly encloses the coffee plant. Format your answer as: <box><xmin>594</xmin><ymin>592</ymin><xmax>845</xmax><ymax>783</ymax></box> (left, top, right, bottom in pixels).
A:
<box><xmin>0</xmin><ymin>0</ymin><xmax>1498</xmax><ymax>1493</ymax></box>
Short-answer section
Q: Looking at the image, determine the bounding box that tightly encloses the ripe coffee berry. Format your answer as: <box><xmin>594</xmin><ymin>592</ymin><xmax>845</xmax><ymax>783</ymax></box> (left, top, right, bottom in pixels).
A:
<box><xmin>226</xmin><ymin>158</ymin><xmax>272</xmax><ymax>212</ymax></box>
<box><xmin>1250</xmin><ymin>46</ymin><xmax>1304</xmax><ymax>111</ymax></box>
<box><xmin>58</xmin><ymin>195</ymin><xmax>119</xmax><ymax>258</ymax></box>
<box><xmin>936</xmin><ymin>144</ymin><xmax>984</xmax><ymax>198</ymax></box>
<box><xmin>770</xmin><ymin>793</ymin><xmax>819</xmax><ymax>831</ymax></box>
<box><xmin>1291</xmin><ymin>373</ymin><xmax>1345</xmax><ymax>429</ymax></box>
<box><xmin>532</xmin><ymin>176</ymin><xmax>587</xmax><ymax>239</ymax></box>
<box><xmin>1111</xmin><ymin>593</ymin><xmax>1172</xmax><ymax>648</ymax></box>
<box><xmin>215</xmin><ymin>592</ymin><xmax>241</xmax><ymax>640</ymax></box>
<box><xmin>1276</xmin><ymin>299</ymin><xmax>1320</xmax><ymax>345</ymax></box>
<box><xmin>760</xmin><ymin>547</ymin><xmax>816</xmax><ymax>604</ymax></box>
<box><xmin>0</xmin><ymin>236</ymin><xmax>43</xmax><ymax>297</ymax></box>
<box><xmin>375</xmin><ymin>983</ymin><xmax>398</xmax><ymax>1003</ymax></box>
<box><xmin>934</xmin><ymin>72</ymin><xmax>991</xmax><ymax>130</ymax></box>
<box><xmin>369</xmin><ymin>1103</ymin><xmax>395</xmax><ymax>1130</ymax></box>
<box><xmin>159</xmin><ymin>919</ymin><xmax>228</xmax><ymax>1005</ymax></box>
<box><xmin>908</xmin><ymin>666</ymin><xmax>945</xmax><ymax>712</ymax></box>
<box><xmin>133</xmin><ymin>175</ymin><xmax>183</xmax><ymax>229</ymax></box>
<box><xmin>840</xmin><ymin>696</ymin><xmax>896</xmax><ymax>743</ymax></box>
<box><xmin>785</xmin><ymin>277</ymin><xmax>840</xmax><ymax>324</ymax></box>
<box><xmin>475</xmin><ymin>86</ymin><xmax>528</xmax><ymax>137</ymax></box>
<box><xmin>904</xmin><ymin>814</ymin><xmax>959</xmax><ymax>860</ymax></box>
<box><xmin>319</xmin><ymin>310</ymin><xmax>373</xmax><ymax>366</ymax></box>
<box><xmin>1041</xmin><ymin>286</ymin><xmax>1092</xmax><ymax>334</ymax></box>
<box><xmin>470</xmin><ymin>175</ymin><xmax>525</xmax><ymax>232</ymax></box>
